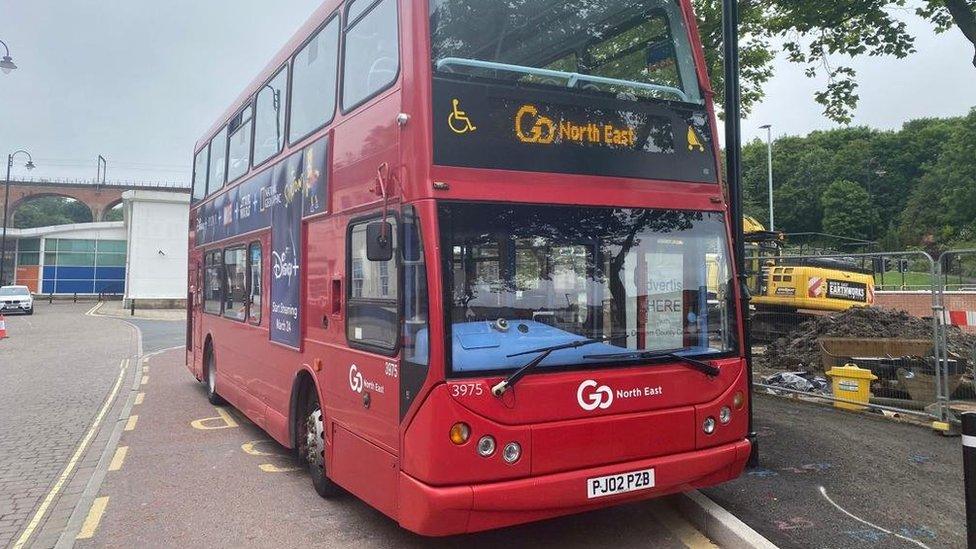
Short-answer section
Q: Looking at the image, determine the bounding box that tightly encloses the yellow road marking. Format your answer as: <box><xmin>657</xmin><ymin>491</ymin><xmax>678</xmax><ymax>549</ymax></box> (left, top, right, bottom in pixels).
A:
<box><xmin>241</xmin><ymin>440</ymin><xmax>278</xmax><ymax>456</ymax></box>
<box><xmin>141</xmin><ymin>376</ymin><xmax>149</xmax><ymax>385</ymax></box>
<box><xmin>190</xmin><ymin>406</ymin><xmax>239</xmax><ymax>430</ymax></box>
<box><xmin>650</xmin><ymin>500</ymin><xmax>719</xmax><ymax>549</ymax></box>
<box><xmin>142</xmin><ymin>366</ymin><xmax>149</xmax><ymax>374</ymax></box>
<box><xmin>13</xmin><ymin>359</ymin><xmax>128</xmax><ymax>549</ymax></box>
<box><xmin>76</xmin><ymin>496</ymin><xmax>109</xmax><ymax>539</ymax></box>
<box><xmin>124</xmin><ymin>415</ymin><xmax>139</xmax><ymax>431</ymax></box>
<box><xmin>108</xmin><ymin>446</ymin><xmax>128</xmax><ymax>471</ymax></box>
<box><xmin>134</xmin><ymin>392</ymin><xmax>145</xmax><ymax>405</ymax></box>
<box><xmin>259</xmin><ymin>463</ymin><xmax>302</xmax><ymax>473</ymax></box>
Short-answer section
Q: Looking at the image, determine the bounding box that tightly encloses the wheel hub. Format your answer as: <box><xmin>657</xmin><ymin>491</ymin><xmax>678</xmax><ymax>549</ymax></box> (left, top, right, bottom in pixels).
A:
<box><xmin>305</xmin><ymin>409</ymin><xmax>324</xmax><ymax>468</ymax></box>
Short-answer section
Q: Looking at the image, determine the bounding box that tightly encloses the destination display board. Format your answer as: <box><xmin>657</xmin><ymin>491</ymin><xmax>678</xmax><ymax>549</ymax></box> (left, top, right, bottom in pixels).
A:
<box><xmin>432</xmin><ymin>79</ymin><xmax>718</xmax><ymax>183</ymax></box>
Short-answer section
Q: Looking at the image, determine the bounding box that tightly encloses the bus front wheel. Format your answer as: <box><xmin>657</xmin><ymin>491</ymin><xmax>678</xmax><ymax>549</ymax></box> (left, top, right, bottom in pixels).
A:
<box><xmin>299</xmin><ymin>391</ymin><xmax>342</xmax><ymax>498</ymax></box>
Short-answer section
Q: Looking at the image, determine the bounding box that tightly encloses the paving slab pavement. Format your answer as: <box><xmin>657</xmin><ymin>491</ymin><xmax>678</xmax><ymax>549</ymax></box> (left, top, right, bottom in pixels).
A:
<box><xmin>0</xmin><ymin>302</ymin><xmax>138</xmax><ymax>549</ymax></box>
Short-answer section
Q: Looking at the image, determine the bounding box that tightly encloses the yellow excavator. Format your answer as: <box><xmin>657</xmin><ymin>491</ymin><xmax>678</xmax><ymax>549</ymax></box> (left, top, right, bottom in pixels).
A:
<box><xmin>743</xmin><ymin>216</ymin><xmax>875</xmax><ymax>342</ymax></box>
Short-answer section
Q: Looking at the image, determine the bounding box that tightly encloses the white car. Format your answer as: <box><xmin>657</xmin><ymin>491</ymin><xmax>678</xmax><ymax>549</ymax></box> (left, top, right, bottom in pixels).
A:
<box><xmin>0</xmin><ymin>285</ymin><xmax>34</xmax><ymax>315</ymax></box>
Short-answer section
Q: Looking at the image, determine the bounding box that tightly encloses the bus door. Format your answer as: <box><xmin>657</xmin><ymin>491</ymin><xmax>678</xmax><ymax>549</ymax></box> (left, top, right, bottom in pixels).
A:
<box><xmin>191</xmin><ymin>262</ymin><xmax>204</xmax><ymax>377</ymax></box>
<box><xmin>324</xmin><ymin>214</ymin><xmax>401</xmax><ymax>517</ymax></box>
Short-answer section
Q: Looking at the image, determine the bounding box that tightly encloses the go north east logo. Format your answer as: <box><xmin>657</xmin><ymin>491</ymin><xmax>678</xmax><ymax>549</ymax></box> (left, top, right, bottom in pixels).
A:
<box><xmin>577</xmin><ymin>379</ymin><xmax>664</xmax><ymax>411</ymax></box>
<box><xmin>577</xmin><ymin>380</ymin><xmax>613</xmax><ymax>411</ymax></box>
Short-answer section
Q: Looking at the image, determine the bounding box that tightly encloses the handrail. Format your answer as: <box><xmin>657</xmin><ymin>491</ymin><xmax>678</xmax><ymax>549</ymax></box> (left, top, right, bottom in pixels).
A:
<box><xmin>435</xmin><ymin>57</ymin><xmax>690</xmax><ymax>102</ymax></box>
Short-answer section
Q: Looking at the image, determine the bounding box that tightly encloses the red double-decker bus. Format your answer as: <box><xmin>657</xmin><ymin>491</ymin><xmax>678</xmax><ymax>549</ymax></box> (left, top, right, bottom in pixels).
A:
<box><xmin>187</xmin><ymin>0</ymin><xmax>750</xmax><ymax>535</ymax></box>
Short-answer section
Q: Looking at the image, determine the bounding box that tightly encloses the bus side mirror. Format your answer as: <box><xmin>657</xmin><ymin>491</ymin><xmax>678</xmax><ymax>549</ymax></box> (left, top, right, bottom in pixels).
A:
<box><xmin>366</xmin><ymin>221</ymin><xmax>394</xmax><ymax>262</ymax></box>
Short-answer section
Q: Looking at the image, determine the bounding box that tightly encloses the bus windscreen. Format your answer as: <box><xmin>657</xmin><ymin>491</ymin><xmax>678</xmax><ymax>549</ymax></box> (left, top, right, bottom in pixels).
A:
<box><xmin>437</xmin><ymin>203</ymin><xmax>738</xmax><ymax>375</ymax></box>
<box><xmin>429</xmin><ymin>0</ymin><xmax>717</xmax><ymax>183</ymax></box>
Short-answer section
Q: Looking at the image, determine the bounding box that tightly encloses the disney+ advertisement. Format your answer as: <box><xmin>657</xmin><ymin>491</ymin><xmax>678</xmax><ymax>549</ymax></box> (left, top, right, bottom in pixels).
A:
<box><xmin>195</xmin><ymin>136</ymin><xmax>329</xmax><ymax>349</ymax></box>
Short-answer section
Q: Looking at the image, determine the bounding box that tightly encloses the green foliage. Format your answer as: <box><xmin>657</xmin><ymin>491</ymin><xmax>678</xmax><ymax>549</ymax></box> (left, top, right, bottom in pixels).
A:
<box><xmin>741</xmin><ymin>109</ymin><xmax>976</xmax><ymax>250</ymax></box>
<box><xmin>693</xmin><ymin>0</ymin><xmax>976</xmax><ymax>123</ymax></box>
<box><xmin>821</xmin><ymin>180</ymin><xmax>880</xmax><ymax>240</ymax></box>
<box><xmin>103</xmin><ymin>206</ymin><xmax>124</xmax><ymax>222</ymax></box>
<box><xmin>13</xmin><ymin>197</ymin><xmax>93</xmax><ymax>229</ymax></box>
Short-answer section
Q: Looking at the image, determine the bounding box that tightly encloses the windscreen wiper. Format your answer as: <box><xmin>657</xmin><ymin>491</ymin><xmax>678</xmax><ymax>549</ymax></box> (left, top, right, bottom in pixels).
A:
<box><xmin>582</xmin><ymin>350</ymin><xmax>721</xmax><ymax>378</ymax></box>
<box><xmin>490</xmin><ymin>335</ymin><xmax>616</xmax><ymax>397</ymax></box>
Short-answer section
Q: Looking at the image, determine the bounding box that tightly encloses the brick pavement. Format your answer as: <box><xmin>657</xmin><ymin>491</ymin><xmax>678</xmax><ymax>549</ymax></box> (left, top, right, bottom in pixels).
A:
<box><xmin>0</xmin><ymin>303</ymin><xmax>137</xmax><ymax>548</ymax></box>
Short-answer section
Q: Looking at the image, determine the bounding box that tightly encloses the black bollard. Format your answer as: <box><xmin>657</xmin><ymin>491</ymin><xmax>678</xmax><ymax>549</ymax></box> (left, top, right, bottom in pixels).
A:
<box><xmin>130</xmin><ymin>299</ymin><xmax>135</xmax><ymax>316</ymax></box>
<box><xmin>964</xmin><ymin>412</ymin><xmax>976</xmax><ymax>548</ymax></box>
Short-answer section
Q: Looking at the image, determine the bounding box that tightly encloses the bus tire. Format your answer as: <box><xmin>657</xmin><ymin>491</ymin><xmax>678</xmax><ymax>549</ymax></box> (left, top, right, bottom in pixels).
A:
<box><xmin>204</xmin><ymin>345</ymin><xmax>225</xmax><ymax>405</ymax></box>
<box><xmin>299</xmin><ymin>390</ymin><xmax>342</xmax><ymax>498</ymax></box>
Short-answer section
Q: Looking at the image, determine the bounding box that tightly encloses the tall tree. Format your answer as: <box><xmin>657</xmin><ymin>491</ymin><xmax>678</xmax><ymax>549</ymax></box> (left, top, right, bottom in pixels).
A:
<box><xmin>820</xmin><ymin>179</ymin><xmax>881</xmax><ymax>240</ymax></box>
<box><xmin>694</xmin><ymin>0</ymin><xmax>976</xmax><ymax>123</ymax></box>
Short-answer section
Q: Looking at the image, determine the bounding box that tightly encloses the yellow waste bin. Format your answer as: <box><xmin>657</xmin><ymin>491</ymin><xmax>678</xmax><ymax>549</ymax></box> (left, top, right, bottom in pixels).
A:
<box><xmin>825</xmin><ymin>363</ymin><xmax>878</xmax><ymax>411</ymax></box>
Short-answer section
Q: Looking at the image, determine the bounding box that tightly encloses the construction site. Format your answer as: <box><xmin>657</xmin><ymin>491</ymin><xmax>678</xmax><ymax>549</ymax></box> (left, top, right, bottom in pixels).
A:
<box><xmin>742</xmin><ymin>216</ymin><xmax>976</xmax><ymax>433</ymax></box>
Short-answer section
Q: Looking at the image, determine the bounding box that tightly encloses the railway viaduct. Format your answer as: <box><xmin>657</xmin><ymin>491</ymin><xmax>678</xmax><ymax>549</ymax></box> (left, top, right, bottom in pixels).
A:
<box><xmin>1</xmin><ymin>178</ymin><xmax>189</xmax><ymax>223</ymax></box>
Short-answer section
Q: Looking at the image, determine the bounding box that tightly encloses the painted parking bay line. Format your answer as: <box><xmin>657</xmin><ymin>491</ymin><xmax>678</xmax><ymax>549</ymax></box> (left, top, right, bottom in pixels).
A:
<box><xmin>12</xmin><ymin>359</ymin><xmax>129</xmax><ymax>549</ymax></box>
<box><xmin>76</xmin><ymin>496</ymin><xmax>110</xmax><ymax>540</ymax></box>
<box><xmin>108</xmin><ymin>446</ymin><xmax>128</xmax><ymax>472</ymax></box>
<box><xmin>190</xmin><ymin>406</ymin><xmax>239</xmax><ymax>430</ymax></box>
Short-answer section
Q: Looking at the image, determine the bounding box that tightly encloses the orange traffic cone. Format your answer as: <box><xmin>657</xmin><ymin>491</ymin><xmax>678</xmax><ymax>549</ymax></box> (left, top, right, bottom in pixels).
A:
<box><xmin>0</xmin><ymin>315</ymin><xmax>6</xmax><ymax>339</ymax></box>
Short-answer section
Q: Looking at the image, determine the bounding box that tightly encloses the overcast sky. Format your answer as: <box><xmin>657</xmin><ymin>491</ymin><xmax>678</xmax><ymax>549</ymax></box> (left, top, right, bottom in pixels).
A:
<box><xmin>1</xmin><ymin>1</ymin><xmax>974</xmax><ymax>184</ymax></box>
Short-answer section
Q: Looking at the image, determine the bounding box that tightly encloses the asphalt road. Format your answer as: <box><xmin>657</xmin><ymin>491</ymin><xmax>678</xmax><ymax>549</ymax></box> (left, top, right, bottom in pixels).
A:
<box><xmin>705</xmin><ymin>394</ymin><xmax>965</xmax><ymax>548</ymax></box>
<box><xmin>76</xmin><ymin>349</ymin><xmax>714</xmax><ymax>548</ymax></box>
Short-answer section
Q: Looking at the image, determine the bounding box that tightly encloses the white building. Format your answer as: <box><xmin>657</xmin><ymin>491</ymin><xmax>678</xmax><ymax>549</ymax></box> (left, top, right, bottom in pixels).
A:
<box><xmin>3</xmin><ymin>190</ymin><xmax>189</xmax><ymax>308</ymax></box>
<box><xmin>122</xmin><ymin>190</ymin><xmax>189</xmax><ymax>308</ymax></box>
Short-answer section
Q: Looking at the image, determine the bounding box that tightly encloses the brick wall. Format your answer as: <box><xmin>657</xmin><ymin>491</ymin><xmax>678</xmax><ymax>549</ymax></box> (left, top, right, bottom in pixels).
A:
<box><xmin>875</xmin><ymin>291</ymin><xmax>976</xmax><ymax>333</ymax></box>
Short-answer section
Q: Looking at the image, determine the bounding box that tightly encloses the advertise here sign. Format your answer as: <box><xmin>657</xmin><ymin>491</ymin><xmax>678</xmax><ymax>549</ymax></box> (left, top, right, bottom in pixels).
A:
<box><xmin>644</xmin><ymin>253</ymin><xmax>684</xmax><ymax>350</ymax></box>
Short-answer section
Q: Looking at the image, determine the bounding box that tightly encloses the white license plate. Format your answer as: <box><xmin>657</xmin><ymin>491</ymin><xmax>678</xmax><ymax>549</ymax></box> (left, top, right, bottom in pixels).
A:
<box><xmin>586</xmin><ymin>467</ymin><xmax>655</xmax><ymax>499</ymax></box>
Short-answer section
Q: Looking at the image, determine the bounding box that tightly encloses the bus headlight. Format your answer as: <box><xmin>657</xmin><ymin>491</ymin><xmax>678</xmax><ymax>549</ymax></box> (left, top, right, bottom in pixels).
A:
<box><xmin>702</xmin><ymin>417</ymin><xmax>716</xmax><ymax>434</ymax></box>
<box><xmin>502</xmin><ymin>442</ymin><xmax>521</xmax><ymax>463</ymax></box>
<box><xmin>477</xmin><ymin>435</ymin><xmax>496</xmax><ymax>457</ymax></box>
<box><xmin>450</xmin><ymin>422</ymin><xmax>470</xmax><ymax>445</ymax></box>
<box><xmin>719</xmin><ymin>406</ymin><xmax>732</xmax><ymax>424</ymax></box>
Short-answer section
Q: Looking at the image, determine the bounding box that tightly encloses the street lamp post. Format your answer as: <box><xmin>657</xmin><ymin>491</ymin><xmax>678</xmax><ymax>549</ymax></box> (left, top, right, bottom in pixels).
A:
<box><xmin>1</xmin><ymin>151</ymin><xmax>36</xmax><ymax>285</ymax></box>
<box><xmin>759</xmin><ymin>124</ymin><xmax>774</xmax><ymax>231</ymax></box>
<box><xmin>0</xmin><ymin>39</ymin><xmax>18</xmax><ymax>74</ymax></box>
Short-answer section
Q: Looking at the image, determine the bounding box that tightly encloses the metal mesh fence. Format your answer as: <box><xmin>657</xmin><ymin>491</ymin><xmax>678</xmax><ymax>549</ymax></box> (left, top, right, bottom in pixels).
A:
<box><xmin>747</xmin><ymin>250</ymin><xmax>962</xmax><ymax>422</ymax></box>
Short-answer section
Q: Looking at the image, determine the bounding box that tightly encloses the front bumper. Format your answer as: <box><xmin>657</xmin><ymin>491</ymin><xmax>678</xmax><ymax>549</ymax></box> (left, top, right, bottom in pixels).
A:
<box><xmin>0</xmin><ymin>302</ymin><xmax>31</xmax><ymax>312</ymax></box>
<box><xmin>397</xmin><ymin>438</ymin><xmax>751</xmax><ymax>536</ymax></box>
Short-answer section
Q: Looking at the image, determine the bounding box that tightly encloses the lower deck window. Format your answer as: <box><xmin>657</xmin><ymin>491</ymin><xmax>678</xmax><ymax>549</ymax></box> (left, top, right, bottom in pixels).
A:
<box><xmin>204</xmin><ymin>251</ymin><xmax>222</xmax><ymax>315</ymax></box>
<box><xmin>223</xmin><ymin>247</ymin><xmax>247</xmax><ymax>321</ymax></box>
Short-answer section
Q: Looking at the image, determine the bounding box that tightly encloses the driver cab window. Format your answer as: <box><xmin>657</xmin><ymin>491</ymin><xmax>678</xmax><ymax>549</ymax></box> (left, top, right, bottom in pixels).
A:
<box><xmin>342</xmin><ymin>0</ymin><xmax>400</xmax><ymax>110</ymax></box>
<box><xmin>347</xmin><ymin>218</ymin><xmax>399</xmax><ymax>352</ymax></box>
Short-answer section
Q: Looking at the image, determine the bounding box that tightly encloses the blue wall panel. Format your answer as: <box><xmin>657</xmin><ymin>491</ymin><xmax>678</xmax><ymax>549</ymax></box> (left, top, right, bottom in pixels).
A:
<box><xmin>56</xmin><ymin>267</ymin><xmax>96</xmax><ymax>280</ymax></box>
<box><xmin>94</xmin><ymin>267</ymin><xmax>126</xmax><ymax>280</ymax></box>
<box><xmin>56</xmin><ymin>280</ymin><xmax>95</xmax><ymax>294</ymax></box>
<box><xmin>94</xmin><ymin>280</ymin><xmax>125</xmax><ymax>293</ymax></box>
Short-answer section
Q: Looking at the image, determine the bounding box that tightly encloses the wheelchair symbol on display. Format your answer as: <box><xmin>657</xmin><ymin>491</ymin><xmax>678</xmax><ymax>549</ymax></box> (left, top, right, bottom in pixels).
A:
<box><xmin>448</xmin><ymin>98</ymin><xmax>477</xmax><ymax>134</ymax></box>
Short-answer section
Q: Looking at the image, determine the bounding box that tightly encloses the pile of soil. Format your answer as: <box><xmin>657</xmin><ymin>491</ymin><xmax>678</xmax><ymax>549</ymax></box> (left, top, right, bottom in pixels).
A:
<box><xmin>756</xmin><ymin>307</ymin><xmax>976</xmax><ymax>372</ymax></box>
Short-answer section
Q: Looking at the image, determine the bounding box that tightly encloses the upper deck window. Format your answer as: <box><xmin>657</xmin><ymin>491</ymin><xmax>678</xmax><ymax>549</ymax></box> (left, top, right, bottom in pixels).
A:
<box><xmin>227</xmin><ymin>105</ymin><xmax>253</xmax><ymax>183</ymax></box>
<box><xmin>342</xmin><ymin>0</ymin><xmax>399</xmax><ymax>111</ymax></box>
<box><xmin>430</xmin><ymin>0</ymin><xmax>702</xmax><ymax>105</ymax></box>
<box><xmin>254</xmin><ymin>67</ymin><xmax>288</xmax><ymax>166</ymax></box>
<box><xmin>289</xmin><ymin>17</ymin><xmax>340</xmax><ymax>144</ymax></box>
<box><xmin>192</xmin><ymin>147</ymin><xmax>208</xmax><ymax>202</ymax></box>
<box><xmin>208</xmin><ymin>128</ymin><xmax>228</xmax><ymax>195</ymax></box>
